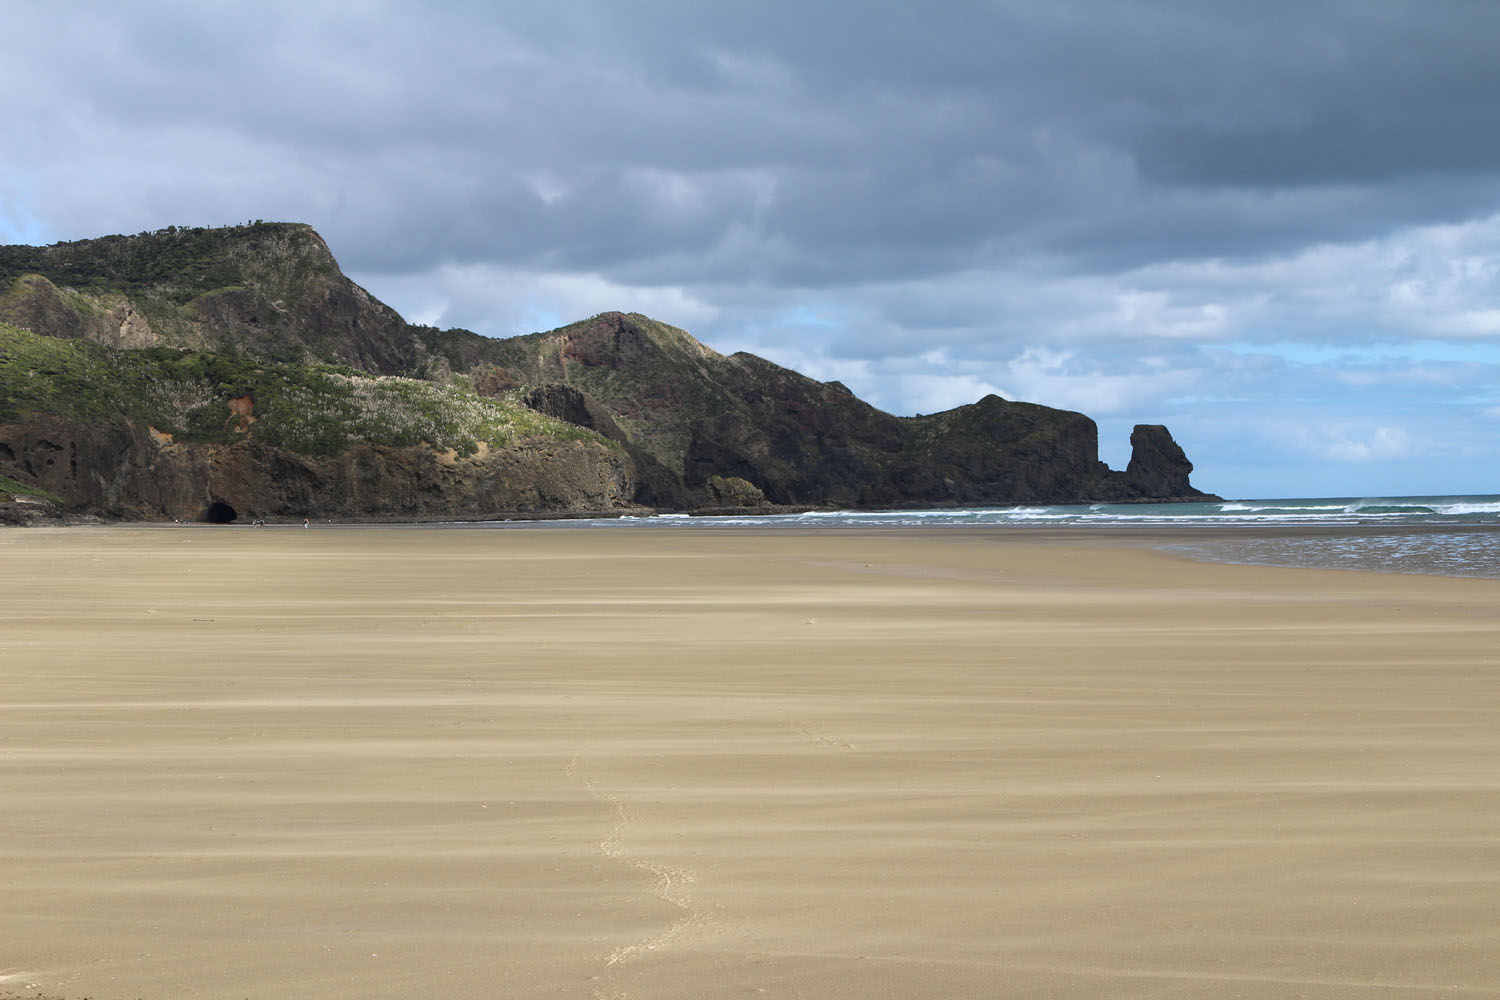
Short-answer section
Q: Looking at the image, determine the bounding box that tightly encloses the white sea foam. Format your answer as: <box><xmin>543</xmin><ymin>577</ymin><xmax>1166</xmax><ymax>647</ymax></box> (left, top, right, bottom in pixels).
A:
<box><xmin>1437</xmin><ymin>501</ymin><xmax>1500</xmax><ymax>515</ymax></box>
<box><xmin>542</xmin><ymin>495</ymin><xmax>1500</xmax><ymax>578</ymax></box>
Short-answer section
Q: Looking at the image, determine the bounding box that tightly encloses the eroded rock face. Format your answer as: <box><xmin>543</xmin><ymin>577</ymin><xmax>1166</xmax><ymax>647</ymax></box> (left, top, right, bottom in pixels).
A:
<box><xmin>0</xmin><ymin>275</ymin><xmax>149</xmax><ymax>347</ymax></box>
<box><xmin>890</xmin><ymin>395</ymin><xmax>1114</xmax><ymax>505</ymax></box>
<box><xmin>522</xmin><ymin>384</ymin><xmax>629</xmax><ymax>442</ymax></box>
<box><xmin>704</xmin><ymin>475</ymin><xmax>769</xmax><ymax>507</ymax></box>
<box><xmin>0</xmin><ymin>414</ymin><xmax>637</xmax><ymax>521</ymax></box>
<box><xmin>1124</xmin><ymin>424</ymin><xmax>1197</xmax><ymax>499</ymax></box>
<box><xmin>1</xmin><ymin>224</ymin><xmax>421</xmax><ymax>373</ymax></box>
<box><xmin>521</xmin><ymin>383</ymin><xmax>687</xmax><ymax>508</ymax></box>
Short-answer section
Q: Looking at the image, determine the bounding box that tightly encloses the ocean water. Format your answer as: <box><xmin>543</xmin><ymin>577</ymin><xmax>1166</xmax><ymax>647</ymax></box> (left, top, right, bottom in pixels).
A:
<box><xmin>560</xmin><ymin>495</ymin><xmax>1500</xmax><ymax>580</ymax></box>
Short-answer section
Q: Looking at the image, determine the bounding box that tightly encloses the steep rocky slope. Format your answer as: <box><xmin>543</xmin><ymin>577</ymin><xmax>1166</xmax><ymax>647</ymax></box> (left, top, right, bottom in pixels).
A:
<box><xmin>0</xmin><ymin>223</ymin><xmax>420</xmax><ymax>371</ymax></box>
<box><xmin>1</xmin><ymin>224</ymin><xmax>1215</xmax><ymax>521</ymax></box>
<box><xmin>428</xmin><ymin>310</ymin><xmax>1213</xmax><ymax>507</ymax></box>
<box><xmin>0</xmin><ymin>321</ymin><xmax>635</xmax><ymax>521</ymax></box>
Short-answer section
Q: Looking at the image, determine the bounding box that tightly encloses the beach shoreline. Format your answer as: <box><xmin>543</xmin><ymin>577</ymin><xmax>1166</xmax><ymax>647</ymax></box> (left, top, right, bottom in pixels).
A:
<box><xmin>9</xmin><ymin>489</ymin><xmax>1500</xmax><ymax>581</ymax></box>
<box><xmin>3</xmin><ymin>525</ymin><xmax>1497</xmax><ymax>999</ymax></box>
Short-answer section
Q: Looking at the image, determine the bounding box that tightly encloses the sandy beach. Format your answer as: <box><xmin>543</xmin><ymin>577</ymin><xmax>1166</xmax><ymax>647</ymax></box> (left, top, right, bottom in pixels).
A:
<box><xmin>2</xmin><ymin>523</ymin><xmax>1497</xmax><ymax>999</ymax></box>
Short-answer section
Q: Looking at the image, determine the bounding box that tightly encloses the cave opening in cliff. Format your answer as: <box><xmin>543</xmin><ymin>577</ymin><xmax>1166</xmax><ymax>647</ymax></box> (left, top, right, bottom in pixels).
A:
<box><xmin>200</xmin><ymin>501</ymin><xmax>238</xmax><ymax>524</ymax></box>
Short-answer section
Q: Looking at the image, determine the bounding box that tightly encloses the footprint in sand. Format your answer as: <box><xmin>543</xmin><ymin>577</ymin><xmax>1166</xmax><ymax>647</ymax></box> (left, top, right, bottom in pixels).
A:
<box><xmin>569</xmin><ymin>758</ymin><xmax>708</xmax><ymax>967</ymax></box>
<box><xmin>791</xmin><ymin>722</ymin><xmax>856</xmax><ymax>750</ymax></box>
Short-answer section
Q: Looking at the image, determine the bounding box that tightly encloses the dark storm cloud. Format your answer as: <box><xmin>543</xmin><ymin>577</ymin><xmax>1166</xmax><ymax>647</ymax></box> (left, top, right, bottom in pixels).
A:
<box><xmin>1130</xmin><ymin>3</ymin><xmax>1500</xmax><ymax>188</ymax></box>
<box><xmin>11</xmin><ymin>0</ymin><xmax>1499</xmax><ymax>280</ymax></box>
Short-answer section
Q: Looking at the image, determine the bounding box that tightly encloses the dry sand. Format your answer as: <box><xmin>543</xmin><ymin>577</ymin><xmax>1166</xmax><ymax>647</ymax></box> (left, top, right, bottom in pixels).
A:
<box><xmin>2</xmin><ymin>524</ymin><xmax>1497</xmax><ymax>999</ymax></box>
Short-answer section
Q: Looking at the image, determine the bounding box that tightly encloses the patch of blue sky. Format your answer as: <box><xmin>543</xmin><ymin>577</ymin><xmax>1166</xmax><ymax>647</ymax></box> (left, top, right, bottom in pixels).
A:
<box><xmin>1452</xmin><ymin>390</ymin><xmax>1500</xmax><ymax>405</ymax></box>
<box><xmin>528</xmin><ymin>312</ymin><xmax>564</xmax><ymax>334</ymax></box>
<box><xmin>778</xmin><ymin>304</ymin><xmax>850</xmax><ymax>330</ymax></box>
<box><xmin>516</xmin><ymin>306</ymin><xmax>564</xmax><ymax>336</ymax></box>
<box><xmin>0</xmin><ymin>193</ymin><xmax>52</xmax><ymax>246</ymax></box>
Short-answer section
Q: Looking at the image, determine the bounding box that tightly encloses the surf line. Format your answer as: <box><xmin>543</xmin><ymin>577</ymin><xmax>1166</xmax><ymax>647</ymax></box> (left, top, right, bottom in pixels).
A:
<box><xmin>567</xmin><ymin>754</ymin><xmax>708</xmax><ymax>965</ymax></box>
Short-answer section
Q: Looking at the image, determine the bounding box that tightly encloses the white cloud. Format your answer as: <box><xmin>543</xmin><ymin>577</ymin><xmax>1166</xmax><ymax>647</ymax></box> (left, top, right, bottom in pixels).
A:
<box><xmin>354</xmin><ymin>264</ymin><xmax>720</xmax><ymax>338</ymax></box>
<box><xmin>1279</xmin><ymin>423</ymin><xmax>1418</xmax><ymax>463</ymax></box>
<box><xmin>999</xmin><ymin>348</ymin><xmax>1198</xmax><ymax>415</ymax></box>
<box><xmin>1331</xmin><ymin>365</ymin><xmax>1463</xmax><ymax>388</ymax></box>
<box><xmin>896</xmin><ymin>374</ymin><xmax>1011</xmax><ymax>415</ymax></box>
<box><xmin>1429</xmin><ymin>309</ymin><xmax>1500</xmax><ymax>337</ymax></box>
<box><xmin>1109</xmin><ymin>291</ymin><xmax>1231</xmax><ymax>339</ymax></box>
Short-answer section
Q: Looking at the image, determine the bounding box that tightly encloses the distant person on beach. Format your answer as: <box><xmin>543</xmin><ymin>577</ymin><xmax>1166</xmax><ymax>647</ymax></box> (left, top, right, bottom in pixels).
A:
<box><xmin>303</xmin><ymin>518</ymin><xmax>309</xmax><ymax>528</ymax></box>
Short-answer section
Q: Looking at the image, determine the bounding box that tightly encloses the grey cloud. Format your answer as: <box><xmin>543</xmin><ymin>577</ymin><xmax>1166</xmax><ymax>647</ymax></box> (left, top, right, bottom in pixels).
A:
<box><xmin>19</xmin><ymin>0</ymin><xmax>1500</xmax><ymax>280</ymax></box>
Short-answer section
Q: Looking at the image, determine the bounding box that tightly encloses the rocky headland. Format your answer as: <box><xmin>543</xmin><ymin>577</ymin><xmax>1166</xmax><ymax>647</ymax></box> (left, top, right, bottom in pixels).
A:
<box><xmin>0</xmin><ymin>223</ymin><xmax>1216</xmax><ymax>523</ymax></box>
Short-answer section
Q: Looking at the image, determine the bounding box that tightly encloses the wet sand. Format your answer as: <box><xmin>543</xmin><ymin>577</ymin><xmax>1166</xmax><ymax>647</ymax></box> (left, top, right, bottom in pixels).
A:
<box><xmin>2</xmin><ymin>524</ymin><xmax>1498</xmax><ymax>999</ymax></box>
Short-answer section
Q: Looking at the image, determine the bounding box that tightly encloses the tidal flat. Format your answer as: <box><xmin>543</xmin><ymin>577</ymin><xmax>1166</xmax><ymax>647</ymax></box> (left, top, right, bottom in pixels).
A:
<box><xmin>3</xmin><ymin>524</ymin><xmax>1498</xmax><ymax>999</ymax></box>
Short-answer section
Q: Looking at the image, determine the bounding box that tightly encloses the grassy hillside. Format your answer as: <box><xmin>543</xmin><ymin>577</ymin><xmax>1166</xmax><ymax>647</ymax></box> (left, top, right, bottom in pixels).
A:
<box><xmin>0</xmin><ymin>223</ymin><xmax>419</xmax><ymax>371</ymax></box>
<box><xmin>0</xmin><ymin>471</ymin><xmax>62</xmax><ymax>503</ymax></box>
<box><xmin>0</xmin><ymin>321</ymin><xmax>606</xmax><ymax>459</ymax></box>
<box><xmin>426</xmin><ymin>312</ymin><xmax>791</xmax><ymax>473</ymax></box>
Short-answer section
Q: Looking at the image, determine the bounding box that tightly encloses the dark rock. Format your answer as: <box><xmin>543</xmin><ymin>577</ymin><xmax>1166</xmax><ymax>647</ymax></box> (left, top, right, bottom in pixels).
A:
<box><xmin>522</xmin><ymin>383</ymin><xmax>630</xmax><ymax>443</ymax></box>
<box><xmin>705</xmin><ymin>474</ymin><xmax>769</xmax><ymax>507</ymax></box>
<box><xmin>0</xmin><ymin>413</ymin><xmax>636</xmax><ymax>521</ymax></box>
<box><xmin>1125</xmin><ymin>424</ymin><xmax>1199</xmax><ymax>499</ymax></box>
<box><xmin>521</xmin><ymin>382</ymin><xmax>687</xmax><ymax>509</ymax></box>
<box><xmin>896</xmin><ymin>394</ymin><xmax>1113</xmax><ymax>504</ymax></box>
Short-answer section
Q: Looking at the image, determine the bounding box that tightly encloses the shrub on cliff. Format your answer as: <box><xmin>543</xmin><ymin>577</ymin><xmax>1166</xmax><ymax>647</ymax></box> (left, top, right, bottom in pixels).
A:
<box><xmin>0</xmin><ymin>323</ymin><xmax>612</xmax><ymax>459</ymax></box>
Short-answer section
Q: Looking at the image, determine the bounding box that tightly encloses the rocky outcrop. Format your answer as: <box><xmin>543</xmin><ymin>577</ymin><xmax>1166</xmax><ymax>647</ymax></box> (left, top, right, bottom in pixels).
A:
<box><xmin>704</xmin><ymin>475</ymin><xmax>769</xmax><ymax>507</ymax></box>
<box><xmin>888</xmin><ymin>395</ymin><xmax>1115</xmax><ymax>505</ymax></box>
<box><xmin>522</xmin><ymin>383</ymin><xmax>630</xmax><ymax>442</ymax></box>
<box><xmin>1</xmin><ymin>224</ymin><xmax>421</xmax><ymax>372</ymax></box>
<box><xmin>1123</xmin><ymin>424</ymin><xmax>1198</xmax><ymax>499</ymax></box>
<box><xmin>521</xmin><ymin>383</ymin><xmax>687</xmax><ymax>508</ymax></box>
<box><xmin>0</xmin><ymin>413</ymin><xmax>637</xmax><ymax>521</ymax></box>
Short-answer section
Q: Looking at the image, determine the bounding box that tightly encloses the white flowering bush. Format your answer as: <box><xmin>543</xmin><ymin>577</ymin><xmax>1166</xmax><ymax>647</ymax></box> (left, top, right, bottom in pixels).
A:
<box><xmin>0</xmin><ymin>324</ymin><xmax>609</xmax><ymax>458</ymax></box>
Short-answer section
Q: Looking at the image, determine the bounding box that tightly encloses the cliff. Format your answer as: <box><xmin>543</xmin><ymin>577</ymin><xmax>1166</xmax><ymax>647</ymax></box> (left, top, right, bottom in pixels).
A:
<box><xmin>0</xmin><ymin>223</ymin><xmax>419</xmax><ymax>371</ymax></box>
<box><xmin>0</xmin><ymin>321</ymin><xmax>637</xmax><ymax>521</ymax></box>
<box><xmin>429</xmin><ymin>310</ymin><xmax>1213</xmax><ymax>507</ymax></box>
<box><xmin>0</xmin><ymin>224</ymin><xmax>1216</xmax><ymax>522</ymax></box>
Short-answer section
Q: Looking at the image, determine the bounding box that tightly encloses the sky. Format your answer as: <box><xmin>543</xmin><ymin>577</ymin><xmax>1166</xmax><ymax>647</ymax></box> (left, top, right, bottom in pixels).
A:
<box><xmin>5</xmin><ymin>1</ymin><xmax>1500</xmax><ymax>499</ymax></box>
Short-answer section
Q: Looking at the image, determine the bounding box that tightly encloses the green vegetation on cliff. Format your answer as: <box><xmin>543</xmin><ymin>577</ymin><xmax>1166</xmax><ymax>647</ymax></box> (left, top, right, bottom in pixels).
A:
<box><xmin>0</xmin><ymin>471</ymin><xmax>62</xmax><ymax>504</ymax></box>
<box><xmin>0</xmin><ymin>321</ymin><xmax>606</xmax><ymax>458</ymax></box>
<box><xmin>0</xmin><ymin>222</ymin><xmax>329</xmax><ymax>304</ymax></box>
<box><xmin>427</xmin><ymin>312</ymin><xmax>766</xmax><ymax>473</ymax></box>
<box><xmin>419</xmin><ymin>310</ymin><xmax>1182</xmax><ymax>505</ymax></box>
<box><xmin>0</xmin><ymin>223</ymin><xmax>418</xmax><ymax>372</ymax></box>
